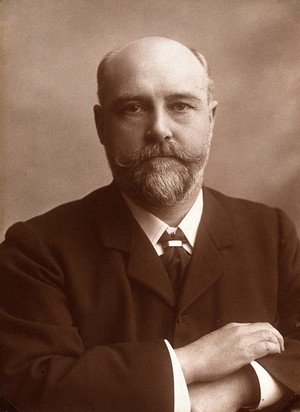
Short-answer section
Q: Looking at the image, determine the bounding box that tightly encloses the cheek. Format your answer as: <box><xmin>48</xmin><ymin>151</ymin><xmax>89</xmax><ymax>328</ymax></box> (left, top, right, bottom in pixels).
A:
<box><xmin>177</xmin><ymin>120</ymin><xmax>211</xmax><ymax>150</ymax></box>
<box><xmin>103</xmin><ymin>121</ymin><xmax>145</xmax><ymax>155</ymax></box>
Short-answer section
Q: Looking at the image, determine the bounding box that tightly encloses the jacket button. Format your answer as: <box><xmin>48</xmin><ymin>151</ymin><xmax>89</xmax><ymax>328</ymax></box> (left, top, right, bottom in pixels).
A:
<box><xmin>177</xmin><ymin>314</ymin><xmax>188</xmax><ymax>323</ymax></box>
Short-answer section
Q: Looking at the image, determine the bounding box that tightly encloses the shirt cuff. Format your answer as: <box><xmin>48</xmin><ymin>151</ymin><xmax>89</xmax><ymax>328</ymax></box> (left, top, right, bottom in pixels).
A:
<box><xmin>164</xmin><ymin>339</ymin><xmax>191</xmax><ymax>412</ymax></box>
<box><xmin>250</xmin><ymin>361</ymin><xmax>285</xmax><ymax>410</ymax></box>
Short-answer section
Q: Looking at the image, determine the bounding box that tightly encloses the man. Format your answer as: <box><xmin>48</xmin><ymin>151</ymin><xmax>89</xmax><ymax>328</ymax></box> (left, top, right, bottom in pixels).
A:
<box><xmin>0</xmin><ymin>37</ymin><xmax>299</xmax><ymax>411</ymax></box>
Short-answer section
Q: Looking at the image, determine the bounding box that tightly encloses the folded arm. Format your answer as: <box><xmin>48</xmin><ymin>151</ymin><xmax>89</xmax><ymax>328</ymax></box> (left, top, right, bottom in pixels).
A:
<box><xmin>0</xmin><ymin>223</ymin><xmax>174</xmax><ymax>411</ymax></box>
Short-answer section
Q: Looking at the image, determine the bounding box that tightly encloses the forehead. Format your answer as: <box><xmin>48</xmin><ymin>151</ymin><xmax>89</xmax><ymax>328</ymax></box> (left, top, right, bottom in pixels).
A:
<box><xmin>102</xmin><ymin>40</ymin><xmax>208</xmax><ymax>103</ymax></box>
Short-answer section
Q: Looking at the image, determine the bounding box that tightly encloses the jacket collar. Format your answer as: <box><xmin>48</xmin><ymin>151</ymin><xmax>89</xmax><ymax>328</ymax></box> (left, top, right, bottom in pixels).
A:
<box><xmin>94</xmin><ymin>184</ymin><xmax>235</xmax><ymax>311</ymax></box>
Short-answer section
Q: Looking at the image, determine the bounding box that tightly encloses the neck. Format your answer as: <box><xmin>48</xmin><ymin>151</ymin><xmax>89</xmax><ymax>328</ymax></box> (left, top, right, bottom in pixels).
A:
<box><xmin>128</xmin><ymin>181</ymin><xmax>203</xmax><ymax>227</ymax></box>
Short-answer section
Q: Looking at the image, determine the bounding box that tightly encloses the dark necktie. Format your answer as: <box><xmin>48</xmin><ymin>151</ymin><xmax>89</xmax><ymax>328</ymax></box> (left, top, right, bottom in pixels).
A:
<box><xmin>159</xmin><ymin>228</ymin><xmax>191</xmax><ymax>296</ymax></box>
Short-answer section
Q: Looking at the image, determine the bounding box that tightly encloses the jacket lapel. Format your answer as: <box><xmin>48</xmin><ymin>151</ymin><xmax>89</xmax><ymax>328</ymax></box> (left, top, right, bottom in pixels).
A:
<box><xmin>127</xmin><ymin>227</ymin><xmax>175</xmax><ymax>308</ymax></box>
<box><xmin>178</xmin><ymin>187</ymin><xmax>235</xmax><ymax>313</ymax></box>
<box><xmin>95</xmin><ymin>184</ymin><xmax>175</xmax><ymax>308</ymax></box>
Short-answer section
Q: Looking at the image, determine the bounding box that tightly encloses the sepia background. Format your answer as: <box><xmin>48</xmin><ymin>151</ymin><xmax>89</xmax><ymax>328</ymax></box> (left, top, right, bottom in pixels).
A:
<box><xmin>1</xmin><ymin>0</ymin><xmax>300</xmax><ymax>240</ymax></box>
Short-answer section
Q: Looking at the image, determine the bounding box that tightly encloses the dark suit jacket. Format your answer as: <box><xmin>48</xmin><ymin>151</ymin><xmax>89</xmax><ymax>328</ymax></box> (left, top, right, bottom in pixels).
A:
<box><xmin>0</xmin><ymin>184</ymin><xmax>299</xmax><ymax>411</ymax></box>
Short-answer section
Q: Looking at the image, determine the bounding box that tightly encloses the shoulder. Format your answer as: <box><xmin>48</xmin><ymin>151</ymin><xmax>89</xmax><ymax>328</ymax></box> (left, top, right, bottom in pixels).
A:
<box><xmin>204</xmin><ymin>186</ymin><xmax>275</xmax><ymax>214</ymax></box>
<box><xmin>203</xmin><ymin>186</ymin><xmax>295</xmax><ymax>238</ymax></box>
<box><xmin>2</xmin><ymin>184</ymin><xmax>118</xmax><ymax>246</ymax></box>
<box><xmin>28</xmin><ymin>184</ymin><xmax>113</xmax><ymax>222</ymax></box>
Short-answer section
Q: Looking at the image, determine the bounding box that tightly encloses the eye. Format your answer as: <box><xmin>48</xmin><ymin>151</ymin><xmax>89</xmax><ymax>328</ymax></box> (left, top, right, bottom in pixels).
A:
<box><xmin>122</xmin><ymin>104</ymin><xmax>144</xmax><ymax>114</ymax></box>
<box><xmin>170</xmin><ymin>102</ymin><xmax>193</xmax><ymax>112</ymax></box>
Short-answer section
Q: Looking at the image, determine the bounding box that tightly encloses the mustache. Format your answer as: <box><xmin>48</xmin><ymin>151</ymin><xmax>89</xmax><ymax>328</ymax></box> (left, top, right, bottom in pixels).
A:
<box><xmin>111</xmin><ymin>141</ymin><xmax>205</xmax><ymax>169</ymax></box>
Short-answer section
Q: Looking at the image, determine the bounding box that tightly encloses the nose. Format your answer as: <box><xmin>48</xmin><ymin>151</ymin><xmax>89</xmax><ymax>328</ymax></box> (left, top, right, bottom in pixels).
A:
<box><xmin>145</xmin><ymin>108</ymin><xmax>172</xmax><ymax>143</ymax></box>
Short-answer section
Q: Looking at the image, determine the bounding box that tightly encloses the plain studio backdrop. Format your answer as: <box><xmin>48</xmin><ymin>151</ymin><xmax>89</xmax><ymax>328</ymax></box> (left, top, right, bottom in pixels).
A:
<box><xmin>1</xmin><ymin>0</ymin><xmax>300</xmax><ymax>241</ymax></box>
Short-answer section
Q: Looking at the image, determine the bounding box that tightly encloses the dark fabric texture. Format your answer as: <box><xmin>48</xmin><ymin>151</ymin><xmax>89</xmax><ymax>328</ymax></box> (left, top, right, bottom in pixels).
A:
<box><xmin>0</xmin><ymin>393</ymin><xmax>21</xmax><ymax>412</ymax></box>
<box><xmin>0</xmin><ymin>183</ymin><xmax>299</xmax><ymax>411</ymax></box>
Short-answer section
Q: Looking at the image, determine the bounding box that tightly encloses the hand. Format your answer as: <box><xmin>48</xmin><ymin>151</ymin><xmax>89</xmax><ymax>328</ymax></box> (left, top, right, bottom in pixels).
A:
<box><xmin>188</xmin><ymin>367</ymin><xmax>259</xmax><ymax>412</ymax></box>
<box><xmin>175</xmin><ymin>322</ymin><xmax>284</xmax><ymax>384</ymax></box>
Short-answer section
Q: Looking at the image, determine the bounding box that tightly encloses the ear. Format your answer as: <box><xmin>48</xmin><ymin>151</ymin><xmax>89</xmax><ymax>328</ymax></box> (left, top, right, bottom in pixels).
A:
<box><xmin>209</xmin><ymin>100</ymin><xmax>218</xmax><ymax>125</ymax></box>
<box><xmin>93</xmin><ymin>105</ymin><xmax>105</xmax><ymax>145</ymax></box>
<box><xmin>208</xmin><ymin>100</ymin><xmax>218</xmax><ymax>135</ymax></box>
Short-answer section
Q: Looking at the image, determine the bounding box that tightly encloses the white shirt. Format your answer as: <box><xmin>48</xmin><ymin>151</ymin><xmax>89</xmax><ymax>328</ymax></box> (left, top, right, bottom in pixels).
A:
<box><xmin>123</xmin><ymin>190</ymin><xmax>284</xmax><ymax>411</ymax></box>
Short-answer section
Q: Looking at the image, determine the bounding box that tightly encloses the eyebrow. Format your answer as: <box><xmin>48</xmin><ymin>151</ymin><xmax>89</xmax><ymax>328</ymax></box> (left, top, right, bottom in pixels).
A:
<box><xmin>112</xmin><ymin>95</ymin><xmax>145</xmax><ymax>105</ymax></box>
<box><xmin>111</xmin><ymin>93</ymin><xmax>204</xmax><ymax>106</ymax></box>
<box><xmin>166</xmin><ymin>93</ymin><xmax>204</xmax><ymax>102</ymax></box>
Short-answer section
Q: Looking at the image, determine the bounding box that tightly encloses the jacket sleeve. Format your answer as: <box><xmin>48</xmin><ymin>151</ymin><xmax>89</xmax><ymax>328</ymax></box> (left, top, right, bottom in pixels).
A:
<box><xmin>0</xmin><ymin>222</ymin><xmax>174</xmax><ymax>412</ymax></box>
<box><xmin>258</xmin><ymin>209</ymin><xmax>300</xmax><ymax>395</ymax></box>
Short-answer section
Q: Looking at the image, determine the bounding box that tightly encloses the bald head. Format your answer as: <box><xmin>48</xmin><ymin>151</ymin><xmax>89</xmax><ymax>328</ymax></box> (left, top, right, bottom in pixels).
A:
<box><xmin>97</xmin><ymin>37</ymin><xmax>213</xmax><ymax>105</ymax></box>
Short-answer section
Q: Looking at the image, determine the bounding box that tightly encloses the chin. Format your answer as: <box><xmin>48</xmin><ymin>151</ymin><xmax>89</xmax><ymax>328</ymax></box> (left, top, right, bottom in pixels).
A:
<box><xmin>132</xmin><ymin>166</ymin><xmax>201</xmax><ymax>208</ymax></box>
